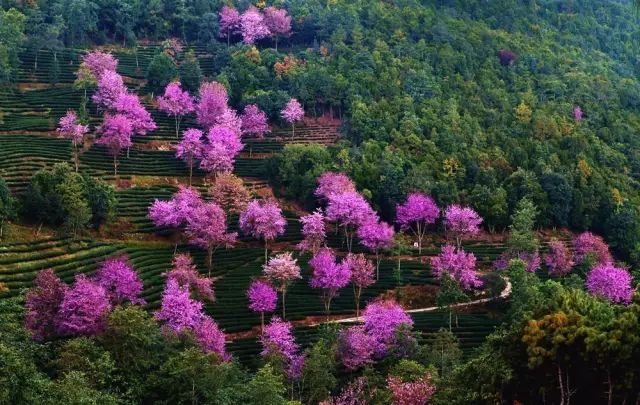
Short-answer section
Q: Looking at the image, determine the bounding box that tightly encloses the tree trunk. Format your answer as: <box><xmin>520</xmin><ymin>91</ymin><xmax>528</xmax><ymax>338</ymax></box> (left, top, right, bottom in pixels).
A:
<box><xmin>0</xmin><ymin>219</ymin><xmax>4</xmax><ymax>240</ymax></box>
<box><xmin>264</xmin><ymin>240</ymin><xmax>269</xmax><ymax>264</ymax></box>
<box><xmin>207</xmin><ymin>246</ymin><xmax>213</xmax><ymax>277</ymax></box>
<box><xmin>282</xmin><ymin>290</ymin><xmax>286</xmax><ymax>319</ymax></box>
<box><xmin>275</xmin><ymin>36</ymin><xmax>278</xmax><ymax>52</ymax></box>
<box><xmin>113</xmin><ymin>154</ymin><xmax>118</xmax><ymax>178</ymax></box>
<box><xmin>291</xmin><ymin>123</ymin><xmax>295</xmax><ymax>139</ymax></box>
<box><xmin>607</xmin><ymin>369</ymin><xmax>613</xmax><ymax>405</ymax></box>
<box><xmin>354</xmin><ymin>285</ymin><xmax>362</xmax><ymax>317</ymax></box>
<box><xmin>375</xmin><ymin>250</ymin><xmax>380</xmax><ymax>280</ymax></box>
<box><xmin>261</xmin><ymin>312</ymin><xmax>265</xmax><ymax>332</ymax></box>
<box><xmin>73</xmin><ymin>144</ymin><xmax>79</xmax><ymax>172</ymax></box>
<box><xmin>558</xmin><ymin>364</ymin><xmax>566</xmax><ymax>405</ymax></box>
<box><xmin>188</xmin><ymin>159</ymin><xmax>193</xmax><ymax>186</ymax></box>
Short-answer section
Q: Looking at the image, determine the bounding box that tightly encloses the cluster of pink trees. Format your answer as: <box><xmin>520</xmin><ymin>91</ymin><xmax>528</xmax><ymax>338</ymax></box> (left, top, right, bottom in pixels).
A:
<box><xmin>57</xmin><ymin>110</ymin><xmax>89</xmax><ymax>172</ymax></box>
<box><xmin>218</xmin><ymin>5</ymin><xmax>292</xmax><ymax>49</ymax></box>
<box><xmin>338</xmin><ymin>300</ymin><xmax>414</xmax><ymax>370</ymax></box>
<box><xmin>25</xmin><ymin>256</ymin><xmax>144</xmax><ymax>341</ymax></box>
<box><xmin>78</xmin><ymin>51</ymin><xmax>156</xmax><ymax>176</ymax></box>
<box><xmin>260</xmin><ymin>317</ymin><xmax>304</xmax><ymax>381</ymax></box>
<box><xmin>430</xmin><ymin>245</ymin><xmax>483</xmax><ymax>291</ymax></box>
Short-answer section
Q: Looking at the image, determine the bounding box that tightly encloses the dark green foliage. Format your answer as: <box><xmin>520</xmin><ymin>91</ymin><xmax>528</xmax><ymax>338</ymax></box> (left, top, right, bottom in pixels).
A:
<box><xmin>146</xmin><ymin>52</ymin><xmax>177</xmax><ymax>95</ymax></box>
<box><xmin>301</xmin><ymin>339</ymin><xmax>337</xmax><ymax>403</ymax></box>
<box><xmin>0</xmin><ymin>177</ymin><xmax>16</xmax><ymax>239</ymax></box>
<box><xmin>178</xmin><ymin>50</ymin><xmax>202</xmax><ymax>94</ymax></box>
<box><xmin>83</xmin><ymin>175</ymin><xmax>116</xmax><ymax>229</ymax></box>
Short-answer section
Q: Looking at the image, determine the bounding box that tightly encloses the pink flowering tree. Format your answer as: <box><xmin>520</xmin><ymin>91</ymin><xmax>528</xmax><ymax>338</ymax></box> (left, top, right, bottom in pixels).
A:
<box><xmin>260</xmin><ymin>316</ymin><xmax>304</xmax><ymax>381</ymax></box>
<box><xmin>264</xmin><ymin>7</ymin><xmax>292</xmax><ymax>51</ymax></box>
<box><xmin>57</xmin><ymin>274</ymin><xmax>112</xmax><ymax>336</ymax></box>
<box><xmin>387</xmin><ymin>374</ymin><xmax>436</xmax><ymax>405</ymax></box>
<box><xmin>586</xmin><ymin>263</ymin><xmax>633</xmax><ymax>304</ymax></box>
<box><xmin>297</xmin><ymin>209</ymin><xmax>326</xmax><ymax>254</ymax></box>
<box><xmin>314</xmin><ymin>172</ymin><xmax>356</xmax><ymax>201</ymax></box>
<box><xmin>362</xmin><ymin>300</ymin><xmax>414</xmax><ymax>358</ymax></box>
<box><xmin>57</xmin><ymin>110</ymin><xmax>89</xmax><ymax>172</ymax></box>
<box><xmin>114</xmin><ymin>92</ymin><xmax>157</xmax><ymax>139</ymax></box>
<box><xmin>193</xmin><ymin>315</ymin><xmax>230</xmax><ymax>361</ymax></box>
<box><xmin>165</xmin><ymin>253</ymin><xmax>215</xmax><ymax>302</ymax></box>
<box><xmin>185</xmin><ymin>201</ymin><xmax>238</xmax><ymax>276</ymax></box>
<box><xmin>82</xmin><ymin>50</ymin><xmax>118</xmax><ymax>80</ymax></box>
<box><xmin>94</xmin><ymin>255</ymin><xmax>145</xmax><ymax>305</ymax></box>
<box><xmin>396</xmin><ymin>193</ymin><xmax>440</xmax><ymax>254</ymax></box>
<box><xmin>196</xmin><ymin>81</ymin><xmax>229</xmax><ymax>130</ymax></box>
<box><xmin>309</xmin><ymin>248</ymin><xmax>352</xmax><ymax>317</ymax></box>
<box><xmin>444</xmin><ymin>204</ymin><xmax>483</xmax><ymax>248</ymax></box>
<box><xmin>240</xmin><ymin>6</ymin><xmax>271</xmax><ymax>45</ymax></box>
<box><xmin>574</xmin><ymin>106</ymin><xmax>583</xmax><ymax>122</ymax></box>
<box><xmin>326</xmin><ymin>191</ymin><xmax>376</xmax><ymax>252</ymax></box>
<box><xmin>218</xmin><ymin>5</ymin><xmax>241</xmax><ymax>46</ymax></box>
<box><xmin>148</xmin><ymin>186</ymin><xmax>204</xmax><ymax>249</ymax></box>
<box><xmin>430</xmin><ymin>245</ymin><xmax>482</xmax><ymax>291</ymax></box>
<box><xmin>281</xmin><ymin>98</ymin><xmax>304</xmax><ymax>138</ymax></box>
<box><xmin>345</xmin><ymin>253</ymin><xmax>375</xmax><ymax>317</ymax></box>
<box><xmin>574</xmin><ymin>232</ymin><xmax>613</xmax><ymax>266</ymax></box>
<box><xmin>357</xmin><ymin>220</ymin><xmax>395</xmax><ymax>279</ymax></box>
<box><xmin>96</xmin><ymin>114</ymin><xmax>133</xmax><ymax>177</ymax></box>
<box><xmin>323</xmin><ymin>377</ymin><xmax>370</xmax><ymax>405</ymax></box>
<box><xmin>200</xmin><ymin>125</ymin><xmax>244</xmax><ymax>178</ymax></box>
<box><xmin>25</xmin><ymin>269</ymin><xmax>68</xmax><ymax>341</ymax></box>
<box><xmin>247</xmin><ymin>280</ymin><xmax>278</xmax><ymax>330</ymax></box>
<box><xmin>240</xmin><ymin>104</ymin><xmax>270</xmax><ymax>138</ymax></box>
<box><xmin>543</xmin><ymin>240</ymin><xmax>575</xmax><ymax>277</ymax></box>
<box><xmin>338</xmin><ymin>325</ymin><xmax>376</xmax><ymax>370</ymax></box>
<box><xmin>239</xmin><ymin>199</ymin><xmax>287</xmax><ymax>262</ymax></box>
<box><xmin>155</xmin><ymin>278</ymin><xmax>204</xmax><ymax>335</ymax></box>
<box><xmin>176</xmin><ymin>128</ymin><xmax>204</xmax><ymax>185</ymax></box>
<box><xmin>157</xmin><ymin>81</ymin><xmax>195</xmax><ymax>138</ymax></box>
<box><xmin>263</xmin><ymin>252</ymin><xmax>301</xmax><ymax>318</ymax></box>
<box><xmin>92</xmin><ymin>70</ymin><xmax>126</xmax><ymax>111</ymax></box>
<box><xmin>216</xmin><ymin>106</ymin><xmax>243</xmax><ymax>135</ymax></box>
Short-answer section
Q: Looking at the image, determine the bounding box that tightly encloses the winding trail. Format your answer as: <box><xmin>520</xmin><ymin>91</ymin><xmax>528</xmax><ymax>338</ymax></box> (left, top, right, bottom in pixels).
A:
<box><xmin>327</xmin><ymin>277</ymin><xmax>512</xmax><ymax>325</ymax></box>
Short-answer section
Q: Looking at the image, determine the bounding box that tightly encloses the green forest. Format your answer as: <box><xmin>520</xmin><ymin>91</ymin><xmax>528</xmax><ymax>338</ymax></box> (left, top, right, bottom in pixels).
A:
<box><xmin>1</xmin><ymin>0</ymin><xmax>640</xmax><ymax>404</ymax></box>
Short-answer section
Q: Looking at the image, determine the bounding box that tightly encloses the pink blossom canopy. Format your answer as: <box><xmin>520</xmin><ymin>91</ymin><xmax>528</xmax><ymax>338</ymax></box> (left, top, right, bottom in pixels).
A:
<box><xmin>176</xmin><ymin>128</ymin><xmax>204</xmax><ymax>160</ymax></box>
<box><xmin>326</xmin><ymin>191</ymin><xmax>376</xmax><ymax>229</ymax></box>
<box><xmin>218</xmin><ymin>5</ymin><xmax>241</xmax><ymax>39</ymax></box>
<box><xmin>196</xmin><ymin>81</ymin><xmax>229</xmax><ymax>129</ymax></box>
<box><xmin>357</xmin><ymin>220</ymin><xmax>395</xmax><ymax>252</ymax></box>
<box><xmin>247</xmin><ymin>280</ymin><xmax>278</xmax><ymax>313</ymax></box>
<box><xmin>281</xmin><ymin>98</ymin><xmax>304</xmax><ymax>124</ymax></box>
<box><xmin>114</xmin><ymin>92</ymin><xmax>157</xmax><ymax>136</ymax></box>
<box><xmin>263</xmin><ymin>252</ymin><xmax>302</xmax><ymax>286</ymax></box>
<box><xmin>362</xmin><ymin>300</ymin><xmax>413</xmax><ymax>358</ymax></box>
<box><xmin>240</xmin><ymin>6</ymin><xmax>271</xmax><ymax>44</ymax></box>
<box><xmin>309</xmin><ymin>249</ymin><xmax>352</xmax><ymax>291</ymax></box>
<box><xmin>396</xmin><ymin>193</ymin><xmax>440</xmax><ymax>230</ymax></box>
<box><xmin>25</xmin><ymin>269</ymin><xmax>68</xmax><ymax>341</ymax></box>
<box><xmin>444</xmin><ymin>204</ymin><xmax>483</xmax><ymax>238</ymax></box>
<box><xmin>574</xmin><ymin>232</ymin><xmax>612</xmax><ymax>266</ymax></box>
<box><xmin>586</xmin><ymin>263</ymin><xmax>633</xmax><ymax>304</ymax></box>
<box><xmin>57</xmin><ymin>274</ymin><xmax>112</xmax><ymax>336</ymax></box>
<box><xmin>157</xmin><ymin>81</ymin><xmax>195</xmax><ymax>117</ymax></box>
<box><xmin>387</xmin><ymin>374</ymin><xmax>436</xmax><ymax>405</ymax></box>
<box><xmin>155</xmin><ymin>278</ymin><xmax>204</xmax><ymax>334</ymax></box>
<box><xmin>94</xmin><ymin>255</ymin><xmax>145</xmax><ymax>305</ymax></box>
<box><xmin>82</xmin><ymin>50</ymin><xmax>118</xmax><ymax>80</ymax></box>
<box><xmin>185</xmin><ymin>202</ymin><xmax>237</xmax><ymax>250</ymax></box>
<box><xmin>430</xmin><ymin>245</ymin><xmax>482</xmax><ymax>290</ymax></box>
<box><xmin>166</xmin><ymin>253</ymin><xmax>215</xmax><ymax>301</ymax></box>
<box><xmin>315</xmin><ymin>172</ymin><xmax>356</xmax><ymax>200</ymax></box>
<box><xmin>338</xmin><ymin>325</ymin><xmax>376</xmax><ymax>370</ymax></box>
<box><xmin>92</xmin><ymin>70</ymin><xmax>126</xmax><ymax>110</ymax></box>
<box><xmin>239</xmin><ymin>199</ymin><xmax>287</xmax><ymax>242</ymax></box>
<box><xmin>297</xmin><ymin>209</ymin><xmax>326</xmax><ymax>253</ymax></box>
<box><xmin>240</xmin><ymin>104</ymin><xmax>270</xmax><ymax>137</ymax></box>
<box><xmin>193</xmin><ymin>315</ymin><xmax>230</xmax><ymax>361</ymax></box>
<box><xmin>260</xmin><ymin>316</ymin><xmax>304</xmax><ymax>380</ymax></box>
<box><xmin>264</xmin><ymin>7</ymin><xmax>292</xmax><ymax>37</ymax></box>
<box><xmin>574</xmin><ymin>106</ymin><xmax>583</xmax><ymax>122</ymax></box>
<box><xmin>57</xmin><ymin>110</ymin><xmax>89</xmax><ymax>145</ymax></box>
<box><xmin>345</xmin><ymin>253</ymin><xmax>375</xmax><ymax>289</ymax></box>
<box><xmin>96</xmin><ymin>114</ymin><xmax>134</xmax><ymax>155</ymax></box>
<box><xmin>544</xmin><ymin>240</ymin><xmax>575</xmax><ymax>276</ymax></box>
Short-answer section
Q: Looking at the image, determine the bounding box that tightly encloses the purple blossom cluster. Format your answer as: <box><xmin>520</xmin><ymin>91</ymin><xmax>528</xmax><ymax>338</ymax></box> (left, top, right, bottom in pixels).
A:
<box><xmin>574</xmin><ymin>231</ymin><xmax>613</xmax><ymax>266</ymax></box>
<box><xmin>362</xmin><ymin>300</ymin><xmax>414</xmax><ymax>358</ymax></box>
<box><xmin>586</xmin><ymin>263</ymin><xmax>633</xmax><ymax>304</ymax></box>
<box><xmin>297</xmin><ymin>209</ymin><xmax>327</xmax><ymax>254</ymax></box>
<box><xmin>395</xmin><ymin>192</ymin><xmax>439</xmax><ymax>253</ymax></box>
<box><xmin>309</xmin><ymin>249</ymin><xmax>352</xmax><ymax>315</ymax></box>
<box><xmin>544</xmin><ymin>240</ymin><xmax>575</xmax><ymax>276</ymax></box>
<box><xmin>260</xmin><ymin>317</ymin><xmax>304</xmax><ymax>380</ymax></box>
<box><xmin>219</xmin><ymin>5</ymin><xmax>291</xmax><ymax>46</ymax></box>
<box><xmin>239</xmin><ymin>199</ymin><xmax>287</xmax><ymax>260</ymax></box>
<box><xmin>165</xmin><ymin>253</ymin><xmax>215</xmax><ymax>302</ymax></box>
<box><xmin>430</xmin><ymin>245</ymin><xmax>482</xmax><ymax>291</ymax></box>
<box><xmin>444</xmin><ymin>204</ymin><xmax>483</xmax><ymax>247</ymax></box>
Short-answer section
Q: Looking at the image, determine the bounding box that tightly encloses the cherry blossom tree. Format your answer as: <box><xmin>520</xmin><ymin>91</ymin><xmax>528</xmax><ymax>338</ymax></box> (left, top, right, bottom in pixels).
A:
<box><xmin>148</xmin><ymin>186</ymin><xmax>204</xmax><ymax>250</ymax></box>
<box><xmin>196</xmin><ymin>81</ymin><xmax>229</xmax><ymax>130</ymax></box>
<box><xmin>185</xmin><ymin>201</ymin><xmax>237</xmax><ymax>276</ymax></box>
<box><xmin>239</xmin><ymin>199</ymin><xmax>287</xmax><ymax>261</ymax></box>
<box><xmin>57</xmin><ymin>274</ymin><xmax>112</xmax><ymax>336</ymax></box>
<box><xmin>82</xmin><ymin>50</ymin><xmax>117</xmax><ymax>80</ymax></box>
<box><xmin>176</xmin><ymin>128</ymin><xmax>204</xmax><ymax>185</ymax></box>
<box><xmin>444</xmin><ymin>204</ymin><xmax>483</xmax><ymax>248</ymax></box>
<box><xmin>544</xmin><ymin>240</ymin><xmax>575</xmax><ymax>277</ymax></box>
<box><xmin>326</xmin><ymin>191</ymin><xmax>376</xmax><ymax>252</ymax></box>
<box><xmin>25</xmin><ymin>269</ymin><xmax>68</xmax><ymax>341</ymax></box>
<box><xmin>155</xmin><ymin>278</ymin><xmax>204</xmax><ymax>335</ymax></box>
<box><xmin>218</xmin><ymin>5</ymin><xmax>241</xmax><ymax>46</ymax></box>
<box><xmin>315</xmin><ymin>172</ymin><xmax>356</xmax><ymax>201</ymax></box>
<box><xmin>96</xmin><ymin>114</ymin><xmax>133</xmax><ymax>177</ymax></box>
<box><xmin>94</xmin><ymin>255</ymin><xmax>145</xmax><ymax>305</ymax></box>
<box><xmin>240</xmin><ymin>6</ymin><xmax>271</xmax><ymax>45</ymax></box>
<box><xmin>240</xmin><ymin>104</ymin><xmax>270</xmax><ymax>138</ymax></box>
<box><xmin>574</xmin><ymin>106</ymin><xmax>583</xmax><ymax>122</ymax></box>
<box><xmin>396</xmin><ymin>193</ymin><xmax>440</xmax><ymax>254</ymax></box>
<box><xmin>297</xmin><ymin>209</ymin><xmax>326</xmax><ymax>254</ymax></box>
<box><xmin>338</xmin><ymin>325</ymin><xmax>376</xmax><ymax>371</ymax></box>
<box><xmin>574</xmin><ymin>232</ymin><xmax>612</xmax><ymax>266</ymax></box>
<box><xmin>247</xmin><ymin>280</ymin><xmax>278</xmax><ymax>330</ymax></box>
<box><xmin>262</xmin><ymin>252</ymin><xmax>301</xmax><ymax>318</ymax></box>
<box><xmin>165</xmin><ymin>253</ymin><xmax>215</xmax><ymax>302</ymax></box>
<box><xmin>208</xmin><ymin>173</ymin><xmax>251</xmax><ymax>214</ymax></box>
<box><xmin>586</xmin><ymin>263</ymin><xmax>633</xmax><ymax>304</ymax></box>
<box><xmin>157</xmin><ymin>81</ymin><xmax>195</xmax><ymax>138</ymax></box>
<box><xmin>323</xmin><ymin>377</ymin><xmax>369</xmax><ymax>405</ymax></box>
<box><xmin>345</xmin><ymin>253</ymin><xmax>375</xmax><ymax>317</ymax></box>
<box><xmin>92</xmin><ymin>70</ymin><xmax>126</xmax><ymax>111</ymax></box>
<box><xmin>200</xmin><ymin>125</ymin><xmax>244</xmax><ymax>177</ymax></box>
<box><xmin>362</xmin><ymin>300</ymin><xmax>413</xmax><ymax>358</ymax></box>
<box><xmin>193</xmin><ymin>315</ymin><xmax>230</xmax><ymax>361</ymax></box>
<box><xmin>430</xmin><ymin>245</ymin><xmax>482</xmax><ymax>291</ymax></box>
<box><xmin>387</xmin><ymin>374</ymin><xmax>436</xmax><ymax>405</ymax></box>
<box><xmin>309</xmin><ymin>248</ymin><xmax>352</xmax><ymax>317</ymax></box>
<box><xmin>114</xmin><ymin>92</ymin><xmax>157</xmax><ymax>138</ymax></box>
<box><xmin>281</xmin><ymin>98</ymin><xmax>304</xmax><ymax>138</ymax></box>
<box><xmin>57</xmin><ymin>110</ymin><xmax>89</xmax><ymax>172</ymax></box>
<box><xmin>260</xmin><ymin>316</ymin><xmax>304</xmax><ymax>381</ymax></box>
<box><xmin>357</xmin><ymin>220</ymin><xmax>395</xmax><ymax>279</ymax></box>
<box><xmin>264</xmin><ymin>7</ymin><xmax>292</xmax><ymax>51</ymax></box>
